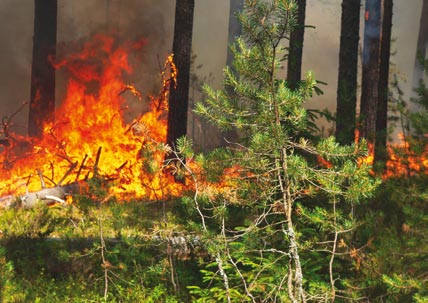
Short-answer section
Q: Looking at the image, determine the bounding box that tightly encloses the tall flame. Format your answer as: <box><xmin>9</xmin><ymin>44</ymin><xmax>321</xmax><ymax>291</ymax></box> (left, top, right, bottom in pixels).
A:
<box><xmin>0</xmin><ymin>35</ymin><xmax>185</xmax><ymax>202</ymax></box>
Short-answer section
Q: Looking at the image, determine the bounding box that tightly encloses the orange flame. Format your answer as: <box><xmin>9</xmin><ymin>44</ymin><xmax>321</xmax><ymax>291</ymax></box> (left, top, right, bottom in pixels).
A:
<box><xmin>356</xmin><ymin>132</ymin><xmax>428</xmax><ymax>178</ymax></box>
<box><xmin>0</xmin><ymin>35</ymin><xmax>185</xmax><ymax>202</ymax></box>
<box><xmin>384</xmin><ymin>134</ymin><xmax>428</xmax><ymax>178</ymax></box>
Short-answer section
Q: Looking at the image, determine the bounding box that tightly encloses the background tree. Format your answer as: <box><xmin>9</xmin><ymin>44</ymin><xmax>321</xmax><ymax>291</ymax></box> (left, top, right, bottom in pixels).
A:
<box><xmin>166</xmin><ymin>0</ymin><xmax>195</xmax><ymax>148</ymax></box>
<box><xmin>28</xmin><ymin>0</ymin><xmax>57</xmax><ymax>138</ymax></box>
<box><xmin>226</xmin><ymin>0</ymin><xmax>244</xmax><ymax>73</ymax></box>
<box><xmin>360</xmin><ymin>0</ymin><xmax>382</xmax><ymax>143</ymax></box>
<box><xmin>413</xmin><ymin>0</ymin><xmax>428</xmax><ymax>85</ymax></box>
<box><xmin>335</xmin><ymin>0</ymin><xmax>361</xmax><ymax>145</ymax></box>
<box><xmin>286</xmin><ymin>0</ymin><xmax>306</xmax><ymax>90</ymax></box>
<box><xmin>374</xmin><ymin>0</ymin><xmax>393</xmax><ymax>169</ymax></box>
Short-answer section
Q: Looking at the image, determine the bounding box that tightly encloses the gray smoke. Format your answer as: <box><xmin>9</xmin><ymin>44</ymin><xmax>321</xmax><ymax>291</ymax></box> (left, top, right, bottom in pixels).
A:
<box><xmin>0</xmin><ymin>0</ymin><xmax>423</xmax><ymax>142</ymax></box>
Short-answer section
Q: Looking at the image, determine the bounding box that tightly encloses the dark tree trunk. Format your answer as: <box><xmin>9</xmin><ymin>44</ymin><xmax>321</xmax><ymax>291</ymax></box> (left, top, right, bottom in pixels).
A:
<box><xmin>413</xmin><ymin>0</ymin><xmax>428</xmax><ymax>84</ymax></box>
<box><xmin>166</xmin><ymin>0</ymin><xmax>195</xmax><ymax>148</ymax></box>
<box><xmin>287</xmin><ymin>0</ymin><xmax>306</xmax><ymax>91</ymax></box>
<box><xmin>226</xmin><ymin>0</ymin><xmax>244</xmax><ymax>71</ymax></box>
<box><xmin>374</xmin><ymin>0</ymin><xmax>393</xmax><ymax>169</ymax></box>
<box><xmin>335</xmin><ymin>0</ymin><xmax>361</xmax><ymax>145</ymax></box>
<box><xmin>360</xmin><ymin>0</ymin><xmax>382</xmax><ymax>143</ymax></box>
<box><xmin>29</xmin><ymin>0</ymin><xmax>57</xmax><ymax>138</ymax></box>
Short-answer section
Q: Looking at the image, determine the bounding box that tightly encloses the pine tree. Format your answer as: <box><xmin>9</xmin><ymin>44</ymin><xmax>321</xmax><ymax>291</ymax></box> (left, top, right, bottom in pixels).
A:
<box><xmin>360</xmin><ymin>0</ymin><xmax>382</xmax><ymax>143</ymax></box>
<box><xmin>335</xmin><ymin>0</ymin><xmax>361</xmax><ymax>145</ymax></box>
<box><xmin>166</xmin><ymin>0</ymin><xmax>195</xmax><ymax>149</ymax></box>
<box><xmin>287</xmin><ymin>0</ymin><xmax>307</xmax><ymax>91</ymax></box>
<box><xmin>182</xmin><ymin>1</ymin><xmax>378</xmax><ymax>301</ymax></box>
<box><xmin>374</xmin><ymin>0</ymin><xmax>393</xmax><ymax>170</ymax></box>
<box><xmin>29</xmin><ymin>0</ymin><xmax>57</xmax><ymax>138</ymax></box>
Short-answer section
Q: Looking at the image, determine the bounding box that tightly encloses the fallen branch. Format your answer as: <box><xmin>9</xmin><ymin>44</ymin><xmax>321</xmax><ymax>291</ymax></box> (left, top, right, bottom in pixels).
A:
<box><xmin>0</xmin><ymin>147</ymin><xmax>119</xmax><ymax>209</ymax></box>
<box><xmin>0</xmin><ymin>181</ymin><xmax>86</xmax><ymax>208</ymax></box>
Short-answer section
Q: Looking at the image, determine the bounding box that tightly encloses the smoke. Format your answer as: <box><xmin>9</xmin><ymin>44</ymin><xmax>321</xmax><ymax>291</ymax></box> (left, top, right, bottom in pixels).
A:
<box><xmin>0</xmin><ymin>0</ymin><xmax>33</xmax><ymax>131</ymax></box>
<box><xmin>55</xmin><ymin>0</ymin><xmax>175</xmax><ymax>124</ymax></box>
<box><xmin>0</xmin><ymin>0</ymin><xmax>175</xmax><ymax>135</ymax></box>
<box><xmin>0</xmin><ymin>0</ymin><xmax>423</xmax><ymax>142</ymax></box>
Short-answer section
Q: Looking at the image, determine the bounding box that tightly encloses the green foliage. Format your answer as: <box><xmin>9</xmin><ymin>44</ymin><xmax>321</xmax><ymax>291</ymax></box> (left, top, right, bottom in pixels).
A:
<box><xmin>0</xmin><ymin>197</ymin><xmax>200</xmax><ymax>302</ymax></box>
<box><xmin>351</xmin><ymin>175</ymin><xmax>428</xmax><ymax>302</ymax></box>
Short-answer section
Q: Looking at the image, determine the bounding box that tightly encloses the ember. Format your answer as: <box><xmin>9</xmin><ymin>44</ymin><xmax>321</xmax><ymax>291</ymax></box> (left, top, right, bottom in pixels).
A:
<box><xmin>0</xmin><ymin>35</ymin><xmax>186</xmax><ymax>206</ymax></box>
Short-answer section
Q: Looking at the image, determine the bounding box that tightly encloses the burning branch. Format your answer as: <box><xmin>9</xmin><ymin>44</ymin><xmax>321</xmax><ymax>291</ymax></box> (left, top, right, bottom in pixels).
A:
<box><xmin>0</xmin><ymin>37</ymin><xmax>188</xmax><ymax>209</ymax></box>
<box><xmin>0</xmin><ymin>101</ymin><xmax>29</xmax><ymax>146</ymax></box>
<box><xmin>119</xmin><ymin>83</ymin><xmax>143</xmax><ymax>101</ymax></box>
<box><xmin>0</xmin><ymin>147</ymin><xmax>120</xmax><ymax>209</ymax></box>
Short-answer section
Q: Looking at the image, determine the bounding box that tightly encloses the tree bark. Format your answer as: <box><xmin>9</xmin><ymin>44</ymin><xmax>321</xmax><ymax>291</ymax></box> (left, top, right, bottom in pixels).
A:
<box><xmin>29</xmin><ymin>0</ymin><xmax>57</xmax><ymax>138</ymax></box>
<box><xmin>166</xmin><ymin>0</ymin><xmax>195</xmax><ymax>148</ymax></box>
<box><xmin>287</xmin><ymin>0</ymin><xmax>306</xmax><ymax>91</ymax></box>
<box><xmin>335</xmin><ymin>0</ymin><xmax>361</xmax><ymax>145</ymax></box>
<box><xmin>374</xmin><ymin>0</ymin><xmax>393</xmax><ymax>169</ymax></box>
<box><xmin>360</xmin><ymin>0</ymin><xmax>382</xmax><ymax>143</ymax></box>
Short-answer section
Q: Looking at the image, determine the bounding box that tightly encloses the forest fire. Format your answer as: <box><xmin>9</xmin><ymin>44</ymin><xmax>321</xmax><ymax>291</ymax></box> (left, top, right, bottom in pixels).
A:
<box><xmin>384</xmin><ymin>139</ymin><xmax>428</xmax><ymax>177</ymax></box>
<box><xmin>0</xmin><ymin>35</ymin><xmax>186</xmax><ymax>207</ymax></box>
<box><xmin>358</xmin><ymin>137</ymin><xmax>428</xmax><ymax>179</ymax></box>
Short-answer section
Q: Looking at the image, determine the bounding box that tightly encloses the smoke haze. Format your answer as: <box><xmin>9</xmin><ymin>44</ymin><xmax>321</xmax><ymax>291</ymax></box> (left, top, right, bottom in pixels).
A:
<box><xmin>0</xmin><ymin>0</ymin><xmax>423</xmax><ymax>142</ymax></box>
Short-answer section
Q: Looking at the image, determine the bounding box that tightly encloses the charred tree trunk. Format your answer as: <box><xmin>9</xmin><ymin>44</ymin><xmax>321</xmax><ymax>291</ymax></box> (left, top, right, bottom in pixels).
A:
<box><xmin>374</xmin><ymin>0</ymin><xmax>393</xmax><ymax>169</ymax></box>
<box><xmin>166</xmin><ymin>0</ymin><xmax>195</xmax><ymax>148</ymax></box>
<box><xmin>360</xmin><ymin>0</ymin><xmax>382</xmax><ymax>143</ymax></box>
<box><xmin>335</xmin><ymin>0</ymin><xmax>361</xmax><ymax>145</ymax></box>
<box><xmin>287</xmin><ymin>0</ymin><xmax>306</xmax><ymax>91</ymax></box>
<box><xmin>29</xmin><ymin>0</ymin><xmax>57</xmax><ymax>138</ymax></box>
<box><xmin>413</xmin><ymin>0</ymin><xmax>428</xmax><ymax>84</ymax></box>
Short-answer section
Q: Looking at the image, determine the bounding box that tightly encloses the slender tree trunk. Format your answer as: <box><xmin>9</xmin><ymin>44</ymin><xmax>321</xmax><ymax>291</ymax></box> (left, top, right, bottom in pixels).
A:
<box><xmin>166</xmin><ymin>0</ymin><xmax>195</xmax><ymax>148</ymax></box>
<box><xmin>29</xmin><ymin>0</ymin><xmax>57</xmax><ymax>138</ymax></box>
<box><xmin>335</xmin><ymin>0</ymin><xmax>361</xmax><ymax>145</ymax></box>
<box><xmin>413</xmin><ymin>0</ymin><xmax>428</xmax><ymax>85</ymax></box>
<box><xmin>286</xmin><ymin>0</ymin><xmax>306</xmax><ymax>91</ymax></box>
<box><xmin>374</xmin><ymin>0</ymin><xmax>393</xmax><ymax>169</ymax></box>
<box><xmin>360</xmin><ymin>0</ymin><xmax>382</xmax><ymax>143</ymax></box>
<box><xmin>226</xmin><ymin>0</ymin><xmax>244</xmax><ymax>71</ymax></box>
<box><xmin>224</xmin><ymin>0</ymin><xmax>244</xmax><ymax>143</ymax></box>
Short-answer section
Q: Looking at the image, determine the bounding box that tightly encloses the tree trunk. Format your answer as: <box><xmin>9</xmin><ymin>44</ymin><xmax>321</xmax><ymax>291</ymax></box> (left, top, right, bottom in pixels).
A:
<box><xmin>286</xmin><ymin>0</ymin><xmax>306</xmax><ymax>91</ymax></box>
<box><xmin>335</xmin><ymin>0</ymin><xmax>361</xmax><ymax>145</ymax></box>
<box><xmin>29</xmin><ymin>0</ymin><xmax>57</xmax><ymax>138</ymax></box>
<box><xmin>226</xmin><ymin>0</ymin><xmax>244</xmax><ymax>72</ymax></box>
<box><xmin>166</xmin><ymin>0</ymin><xmax>195</xmax><ymax>148</ymax></box>
<box><xmin>223</xmin><ymin>0</ymin><xmax>244</xmax><ymax>143</ymax></box>
<box><xmin>374</xmin><ymin>0</ymin><xmax>393</xmax><ymax>169</ymax></box>
<box><xmin>360</xmin><ymin>0</ymin><xmax>382</xmax><ymax>143</ymax></box>
<box><xmin>413</xmin><ymin>0</ymin><xmax>428</xmax><ymax>85</ymax></box>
